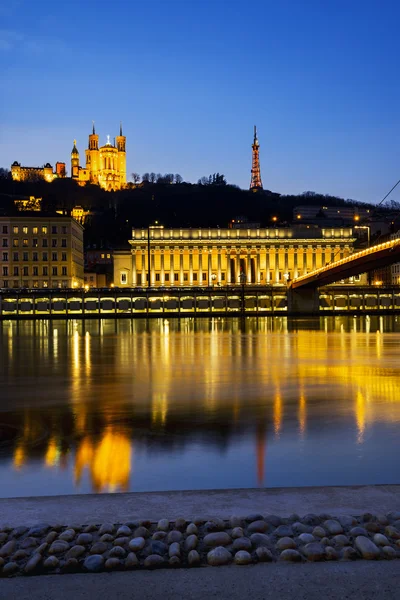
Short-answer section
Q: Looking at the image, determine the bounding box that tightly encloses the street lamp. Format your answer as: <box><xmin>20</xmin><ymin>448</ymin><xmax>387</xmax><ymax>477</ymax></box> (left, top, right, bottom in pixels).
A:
<box><xmin>211</xmin><ymin>273</ymin><xmax>216</xmax><ymax>287</ymax></box>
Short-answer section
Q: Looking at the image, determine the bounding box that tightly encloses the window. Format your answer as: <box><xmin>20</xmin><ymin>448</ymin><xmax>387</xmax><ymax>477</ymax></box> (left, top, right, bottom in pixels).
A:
<box><xmin>155</xmin><ymin>273</ymin><xmax>160</xmax><ymax>282</ymax></box>
<box><xmin>107</xmin><ymin>254</ymin><xmax>111</xmax><ymax>259</ymax></box>
<box><xmin>2</xmin><ymin>266</ymin><xmax>8</xmax><ymax>276</ymax></box>
<box><xmin>51</xmin><ymin>226</ymin><xmax>57</xmax><ymax>234</ymax></box>
<box><xmin>89</xmin><ymin>276</ymin><xmax>93</xmax><ymax>281</ymax></box>
<box><xmin>62</xmin><ymin>266</ymin><xmax>67</xmax><ymax>276</ymax></box>
<box><xmin>23</xmin><ymin>239</ymin><xmax>28</xmax><ymax>247</ymax></box>
<box><xmin>42</xmin><ymin>226</ymin><xmax>47</xmax><ymax>234</ymax></box>
<box><xmin>22</xmin><ymin>267</ymin><xmax>28</xmax><ymax>276</ymax></box>
<box><xmin>13</xmin><ymin>239</ymin><xmax>18</xmax><ymax>247</ymax></box>
<box><xmin>62</xmin><ymin>280</ymin><xmax>68</xmax><ymax>288</ymax></box>
<box><xmin>13</xmin><ymin>226</ymin><xmax>18</xmax><ymax>234</ymax></box>
<box><xmin>2</xmin><ymin>239</ymin><xmax>8</xmax><ymax>247</ymax></box>
<box><xmin>33</xmin><ymin>227</ymin><xmax>38</xmax><ymax>234</ymax></box>
<box><xmin>2</xmin><ymin>252</ymin><xmax>8</xmax><ymax>261</ymax></box>
<box><xmin>184</xmin><ymin>273</ymin><xmax>188</xmax><ymax>281</ymax></box>
<box><xmin>61</xmin><ymin>239</ymin><xmax>67</xmax><ymax>247</ymax></box>
<box><xmin>23</xmin><ymin>252</ymin><xmax>28</xmax><ymax>261</ymax></box>
<box><xmin>121</xmin><ymin>272</ymin><xmax>127</xmax><ymax>284</ymax></box>
<box><xmin>33</xmin><ymin>252</ymin><xmax>38</xmax><ymax>262</ymax></box>
<box><xmin>42</xmin><ymin>239</ymin><xmax>48</xmax><ymax>247</ymax></box>
<box><xmin>42</xmin><ymin>267</ymin><xmax>48</xmax><ymax>276</ymax></box>
<box><xmin>202</xmin><ymin>273</ymin><xmax>207</xmax><ymax>281</ymax></box>
<box><xmin>22</xmin><ymin>226</ymin><xmax>28</xmax><ymax>234</ymax></box>
<box><xmin>101</xmin><ymin>253</ymin><xmax>105</xmax><ymax>259</ymax></box>
<box><xmin>221</xmin><ymin>273</ymin><xmax>225</xmax><ymax>281</ymax></box>
<box><xmin>61</xmin><ymin>226</ymin><xmax>67</xmax><ymax>234</ymax></box>
<box><xmin>13</xmin><ymin>267</ymin><xmax>19</xmax><ymax>276</ymax></box>
<box><xmin>61</xmin><ymin>252</ymin><xmax>67</xmax><ymax>261</ymax></box>
<box><xmin>42</xmin><ymin>252</ymin><xmax>48</xmax><ymax>261</ymax></box>
<box><xmin>13</xmin><ymin>281</ymin><xmax>18</xmax><ymax>288</ymax></box>
<box><xmin>174</xmin><ymin>273</ymin><xmax>179</xmax><ymax>281</ymax></box>
<box><xmin>22</xmin><ymin>280</ymin><xmax>28</xmax><ymax>287</ymax></box>
<box><xmin>165</xmin><ymin>273</ymin><xmax>170</xmax><ymax>281</ymax></box>
<box><xmin>3</xmin><ymin>280</ymin><xmax>8</xmax><ymax>288</ymax></box>
<box><xmin>52</xmin><ymin>267</ymin><xmax>58</xmax><ymax>276</ymax></box>
<box><xmin>2</xmin><ymin>226</ymin><xmax>8</xmax><ymax>234</ymax></box>
<box><xmin>43</xmin><ymin>281</ymin><xmax>48</xmax><ymax>288</ymax></box>
<box><xmin>33</xmin><ymin>267</ymin><xmax>38</xmax><ymax>276</ymax></box>
<box><xmin>32</xmin><ymin>239</ymin><xmax>38</xmax><ymax>247</ymax></box>
<box><xmin>32</xmin><ymin>281</ymin><xmax>39</xmax><ymax>288</ymax></box>
<box><xmin>52</xmin><ymin>239</ymin><xmax>57</xmax><ymax>247</ymax></box>
<box><xmin>13</xmin><ymin>253</ymin><xmax>18</xmax><ymax>261</ymax></box>
<box><xmin>193</xmin><ymin>273</ymin><xmax>197</xmax><ymax>281</ymax></box>
<box><xmin>52</xmin><ymin>252</ymin><xmax>57</xmax><ymax>261</ymax></box>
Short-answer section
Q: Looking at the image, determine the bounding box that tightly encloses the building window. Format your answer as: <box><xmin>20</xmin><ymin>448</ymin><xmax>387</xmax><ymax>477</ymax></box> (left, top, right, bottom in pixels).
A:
<box><xmin>22</xmin><ymin>226</ymin><xmax>28</xmax><ymax>234</ymax></box>
<box><xmin>193</xmin><ymin>273</ymin><xmax>197</xmax><ymax>281</ymax></box>
<box><xmin>32</xmin><ymin>239</ymin><xmax>38</xmax><ymax>247</ymax></box>
<box><xmin>2</xmin><ymin>266</ymin><xmax>8</xmax><ymax>276</ymax></box>
<box><xmin>2</xmin><ymin>226</ymin><xmax>8</xmax><ymax>234</ymax></box>
<box><xmin>42</xmin><ymin>226</ymin><xmax>47</xmax><ymax>234</ymax></box>
<box><xmin>51</xmin><ymin>226</ymin><xmax>57</xmax><ymax>234</ymax></box>
<box><xmin>22</xmin><ymin>280</ymin><xmax>29</xmax><ymax>287</ymax></box>
<box><xmin>165</xmin><ymin>273</ymin><xmax>170</xmax><ymax>281</ymax></box>
<box><xmin>22</xmin><ymin>267</ymin><xmax>28</xmax><ymax>276</ymax></box>
<box><xmin>62</xmin><ymin>226</ymin><xmax>67</xmax><ymax>234</ymax></box>
<box><xmin>13</xmin><ymin>239</ymin><xmax>18</xmax><ymax>247</ymax></box>
<box><xmin>62</xmin><ymin>280</ymin><xmax>68</xmax><ymax>288</ymax></box>
<box><xmin>121</xmin><ymin>272</ymin><xmax>127</xmax><ymax>284</ymax></box>
<box><xmin>52</xmin><ymin>267</ymin><xmax>57</xmax><ymax>276</ymax></box>
<box><xmin>13</xmin><ymin>226</ymin><xmax>18</xmax><ymax>234</ymax></box>
<box><xmin>52</xmin><ymin>239</ymin><xmax>57</xmax><ymax>247</ymax></box>
<box><xmin>43</xmin><ymin>281</ymin><xmax>48</xmax><ymax>288</ymax></box>
<box><xmin>101</xmin><ymin>253</ymin><xmax>105</xmax><ymax>259</ymax></box>
<box><xmin>2</xmin><ymin>239</ymin><xmax>8</xmax><ymax>247</ymax></box>
<box><xmin>32</xmin><ymin>281</ymin><xmax>39</xmax><ymax>288</ymax></box>
<box><xmin>174</xmin><ymin>273</ymin><xmax>179</xmax><ymax>281</ymax></box>
<box><xmin>221</xmin><ymin>273</ymin><xmax>225</xmax><ymax>280</ymax></box>
<box><xmin>13</xmin><ymin>267</ymin><xmax>19</xmax><ymax>276</ymax></box>
<box><xmin>23</xmin><ymin>239</ymin><xmax>28</xmax><ymax>247</ymax></box>
<box><xmin>107</xmin><ymin>253</ymin><xmax>111</xmax><ymax>259</ymax></box>
<box><xmin>62</xmin><ymin>266</ymin><xmax>67</xmax><ymax>276</ymax></box>
<box><xmin>33</xmin><ymin>252</ymin><xmax>38</xmax><ymax>261</ymax></box>
<box><xmin>33</xmin><ymin>227</ymin><xmax>38</xmax><ymax>234</ymax></box>
<box><xmin>62</xmin><ymin>252</ymin><xmax>67</xmax><ymax>261</ymax></box>
<box><xmin>23</xmin><ymin>252</ymin><xmax>28</xmax><ymax>261</ymax></box>
<box><xmin>202</xmin><ymin>273</ymin><xmax>207</xmax><ymax>281</ymax></box>
<box><xmin>13</xmin><ymin>281</ymin><xmax>18</xmax><ymax>288</ymax></box>
<box><xmin>184</xmin><ymin>273</ymin><xmax>188</xmax><ymax>281</ymax></box>
<box><xmin>13</xmin><ymin>252</ymin><xmax>18</xmax><ymax>261</ymax></box>
<box><xmin>52</xmin><ymin>252</ymin><xmax>57</xmax><ymax>261</ymax></box>
<box><xmin>42</xmin><ymin>239</ymin><xmax>48</xmax><ymax>247</ymax></box>
<box><xmin>2</xmin><ymin>252</ymin><xmax>8</xmax><ymax>261</ymax></box>
<box><xmin>3</xmin><ymin>280</ymin><xmax>8</xmax><ymax>288</ymax></box>
<box><xmin>43</xmin><ymin>252</ymin><xmax>48</xmax><ymax>261</ymax></box>
<box><xmin>42</xmin><ymin>267</ymin><xmax>48</xmax><ymax>276</ymax></box>
<box><xmin>61</xmin><ymin>239</ymin><xmax>67</xmax><ymax>247</ymax></box>
<box><xmin>155</xmin><ymin>273</ymin><xmax>160</xmax><ymax>282</ymax></box>
<box><xmin>33</xmin><ymin>267</ymin><xmax>38</xmax><ymax>276</ymax></box>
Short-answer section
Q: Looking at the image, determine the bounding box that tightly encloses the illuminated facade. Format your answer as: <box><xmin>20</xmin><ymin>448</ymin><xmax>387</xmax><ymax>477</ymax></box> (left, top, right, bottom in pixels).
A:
<box><xmin>11</xmin><ymin>161</ymin><xmax>66</xmax><ymax>182</ymax></box>
<box><xmin>71</xmin><ymin>124</ymin><xmax>126</xmax><ymax>191</ymax></box>
<box><xmin>0</xmin><ymin>215</ymin><xmax>84</xmax><ymax>289</ymax></box>
<box><xmin>114</xmin><ymin>226</ymin><xmax>357</xmax><ymax>287</ymax></box>
<box><xmin>250</xmin><ymin>126</ymin><xmax>263</xmax><ymax>191</ymax></box>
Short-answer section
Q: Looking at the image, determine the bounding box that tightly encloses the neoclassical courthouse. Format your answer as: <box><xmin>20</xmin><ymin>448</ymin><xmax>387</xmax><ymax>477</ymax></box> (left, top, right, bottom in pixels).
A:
<box><xmin>113</xmin><ymin>226</ymin><xmax>358</xmax><ymax>287</ymax></box>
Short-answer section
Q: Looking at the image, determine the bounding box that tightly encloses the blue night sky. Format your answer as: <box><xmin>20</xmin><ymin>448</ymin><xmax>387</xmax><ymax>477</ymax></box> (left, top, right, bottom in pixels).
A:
<box><xmin>1</xmin><ymin>0</ymin><xmax>399</xmax><ymax>203</ymax></box>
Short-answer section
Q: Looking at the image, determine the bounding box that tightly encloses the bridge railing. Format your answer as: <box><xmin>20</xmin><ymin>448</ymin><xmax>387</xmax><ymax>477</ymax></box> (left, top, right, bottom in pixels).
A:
<box><xmin>292</xmin><ymin>238</ymin><xmax>400</xmax><ymax>285</ymax></box>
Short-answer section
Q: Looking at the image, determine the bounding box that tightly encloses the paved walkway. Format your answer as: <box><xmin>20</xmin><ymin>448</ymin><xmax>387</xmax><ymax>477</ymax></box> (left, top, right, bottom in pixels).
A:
<box><xmin>1</xmin><ymin>562</ymin><xmax>400</xmax><ymax>600</ymax></box>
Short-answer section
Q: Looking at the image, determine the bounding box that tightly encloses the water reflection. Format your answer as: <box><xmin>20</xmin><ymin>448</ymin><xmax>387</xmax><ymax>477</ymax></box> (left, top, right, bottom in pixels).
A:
<box><xmin>1</xmin><ymin>316</ymin><xmax>400</xmax><ymax>497</ymax></box>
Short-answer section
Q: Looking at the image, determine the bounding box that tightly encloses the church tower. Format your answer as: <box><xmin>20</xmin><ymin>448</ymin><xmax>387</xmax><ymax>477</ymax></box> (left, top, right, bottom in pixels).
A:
<box><xmin>71</xmin><ymin>140</ymin><xmax>80</xmax><ymax>180</ymax></box>
<box><xmin>116</xmin><ymin>122</ymin><xmax>126</xmax><ymax>186</ymax></box>
<box><xmin>87</xmin><ymin>122</ymin><xmax>100</xmax><ymax>184</ymax></box>
<box><xmin>250</xmin><ymin>126</ymin><xmax>263</xmax><ymax>191</ymax></box>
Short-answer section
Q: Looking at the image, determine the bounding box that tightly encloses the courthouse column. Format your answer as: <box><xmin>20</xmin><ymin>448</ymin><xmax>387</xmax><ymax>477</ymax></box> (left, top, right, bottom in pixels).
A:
<box><xmin>180</xmin><ymin>250</ymin><xmax>184</xmax><ymax>286</ymax></box>
<box><xmin>170</xmin><ymin>251</ymin><xmax>174</xmax><ymax>286</ymax></box>
<box><xmin>208</xmin><ymin>250</ymin><xmax>212</xmax><ymax>285</ymax></box>
<box><xmin>256</xmin><ymin>251</ymin><xmax>261</xmax><ymax>284</ymax></box>
<box><xmin>189</xmin><ymin>251</ymin><xmax>193</xmax><ymax>286</ymax></box>
<box><xmin>247</xmin><ymin>248</ymin><xmax>251</xmax><ymax>283</ymax></box>
<box><xmin>217</xmin><ymin>250</ymin><xmax>222</xmax><ymax>284</ymax></box>
<box><xmin>199</xmin><ymin>250</ymin><xmax>203</xmax><ymax>285</ymax></box>
<box><xmin>160</xmin><ymin>252</ymin><xmax>164</xmax><ymax>285</ymax></box>
<box><xmin>131</xmin><ymin>251</ymin><xmax>136</xmax><ymax>286</ymax></box>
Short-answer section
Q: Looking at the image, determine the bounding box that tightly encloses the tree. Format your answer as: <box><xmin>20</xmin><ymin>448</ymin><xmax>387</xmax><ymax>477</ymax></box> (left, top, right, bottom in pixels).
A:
<box><xmin>175</xmin><ymin>174</ymin><xmax>183</xmax><ymax>184</ymax></box>
<box><xmin>197</xmin><ymin>173</ymin><xmax>227</xmax><ymax>186</ymax></box>
<box><xmin>149</xmin><ymin>172</ymin><xmax>157</xmax><ymax>183</ymax></box>
<box><xmin>142</xmin><ymin>172</ymin><xmax>150</xmax><ymax>182</ymax></box>
<box><xmin>0</xmin><ymin>168</ymin><xmax>10</xmax><ymax>179</ymax></box>
<box><xmin>131</xmin><ymin>172</ymin><xmax>141</xmax><ymax>184</ymax></box>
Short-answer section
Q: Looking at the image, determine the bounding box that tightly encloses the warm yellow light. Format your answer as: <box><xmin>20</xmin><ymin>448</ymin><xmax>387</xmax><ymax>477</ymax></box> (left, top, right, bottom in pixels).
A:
<box><xmin>354</xmin><ymin>215</ymin><xmax>360</xmax><ymax>221</ymax></box>
<box><xmin>297</xmin><ymin>215</ymin><xmax>301</xmax><ymax>219</ymax></box>
<box><xmin>84</xmin><ymin>284</ymin><xmax>89</xmax><ymax>291</ymax></box>
<box><xmin>272</xmin><ymin>216</ymin><xmax>278</xmax><ymax>222</ymax></box>
<box><xmin>110</xmin><ymin>283</ymin><xmax>115</xmax><ymax>288</ymax></box>
<box><xmin>374</xmin><ymin>280</ymin><xmax>383</xmax><ymax>286</ymax></box>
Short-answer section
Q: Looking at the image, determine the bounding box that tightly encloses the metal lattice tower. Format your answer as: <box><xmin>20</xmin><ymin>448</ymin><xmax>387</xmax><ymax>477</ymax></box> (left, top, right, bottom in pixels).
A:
<box><xmin>250</xmin><ymin>125</ymin><xmax>263</xmax><ymax>191</ymax></box>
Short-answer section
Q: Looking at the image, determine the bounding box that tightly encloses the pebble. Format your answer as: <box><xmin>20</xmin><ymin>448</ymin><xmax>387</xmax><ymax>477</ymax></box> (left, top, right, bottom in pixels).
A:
<box><xmin>355</xmin><ymin>536</ymin><xmax>380</xmax><ymax>559</ymax></box>
<box><xmin>320</xmin><ymin>537</ymin><xmax>330</xmax><ymax>546</ymax></box>
<box><xmin>277</xmin><ymin>537</ymin><xmax>297</xmax><ymax>551</ymax></box>
<box><xmin>385</xmin><ymin>526</ymin><xmax>400</xmax><ymax>540</ymax></box>
<box><xmin>150</xmin><ymin>540</ymin><xmax>168</xmax><ymax>555</ymax></box>
<box><xmin>45</xmin><ymin>531</ymin><xmax>59</xmax><ymax>544</ymax></box>
<box><xmin>232</xmin><ymin>537</ymin><xmax>252</xmax><ymax>551</ymax></box>
<box><xmin>105</xmin><ymin>558</ymin><xmax>121</xmax><ymax>570</ymax></box>
<box><xmin>298</xmin><ymin>533</ymin><xmax>315</xmax><ymax>544</ymax></box>
<box><xmin>342</xmin><ymin>547</ymin><xmax>359</xmax><ymax>560</ymax></box>
<box><xmin>174</xmin><ymin>518</ymin><xmax>187</xmax><ymax>531</ymax></box>
<box><xmin>302</xmin><ymin>514</ymin><xmax>320</xmax><ymax>526</ymax></box>
<box><xmin>125</xmin><ymin>552</ymin><xmax>139</xmax><ymax>568</ymax></box>
<box><xmin>188</xmin><ymin>550</ymin><xmax>201</xmax><ymax>566</ymax></box>
<box><xmin>255</xmin><ymin>546</ymin><xmax>273</xmax><ymax>562</ymax></box>
<box><xmin>24</xmin><ymin>553</ymin><xmax>42</xmax><ymax>574</ymax></box>
<box><xmin>231</xmin><ymin>527</ymin><xmax>244</xmax><ymax>539</ymax></box>
<box><xmin>139</xmin><ymin>519</ymin><xmax>152</xmax><ymax>528</ymax></box>
<box><xmin>388</xmin><ymin>511</ymin><xmax>400</xmax><ymax>522</ymax></box>
<box><xmin>333</xmin><ymin>535</ymin><xmax>350</xmax><ymax>547</ymax></box>
<box><xmin>312</xmin><ymin>526</ymin><xmax>326</xmax><ymax>538</ymax></box>
<box><xmin>116</xmin><ymin>525</ymin><xmax>131</xmax><ymax>537</ymax></box>
<box><xmin>265</xmin><ymin>515</ymin><xmax>282</xmax><ymax>527</ymax></box>
<box><xmin>129</xmin><ymin>537</ymin><xmax>146</xmax><ymax>552</ymax></box>
<box><xmin>65</xmin><ymin>545</ymin><xmax>86</xmax><ymax>559</ymax></box>
<box><xmin>350</xmin><ymin>527</ymin><xmax>368</xmax><ymax>537</ymax></box>
<box><xmin>12</xmin><ymin>550</ymin><xmax>29</xmax><ymax>561</ymax></box>
<box><xmin>280</xmin><ymin>549</ymin><xmax>302</xmax><ymax>562</ymax></box>
<box><xmin>2</xmin><ymin>562</ymin><xmax>19</xmax><ymax>576</ymax></box>
<box><xmin>365</xmin><ymin>522</ymin><xmax>380</xmax><ymax>533</ymax></box>
<box><xmin>325</xmin><ymin>546</ymin><xmax>338</xmax><ymax>560</ymax></box>
<box><xmin>250</xmin><ymin>533</ymin><xmax>271</xmax><ymax>547</ymax></box>
<box><xmin>169</xmin><ymin>542</ymin><xmax>181</xmax><ymax>558</ymax></box>
<box><xmin>230</xmin><ymin>516</ymin><xmax>244</xmax><ymax>529</ymax></box>
<box><xmin>109</xmin><ymin>546</ymin><xmax>126</xmax><ymax>558</ymax></box>
<box><xmin>0</xmin><ymin>533</ymin><xmax>7</xmax><ymax>544</ymax></box>
<box><xmin>323</xmin><ymin>520</ymin><xmax>343</xmax><ymax>535</ymax></box>
<box><xmin>49</xmin><ymin>540</ymin><xmax>70</xmax><ymax>555</ymax></box>
<box><xmin>59</xmin><ymin>529</ymin><xmax>76</xmax><ymax>542</ymax></box>
<box><xmin>43</xmin><ymin>556</ymin><xmax>59</xmax><ymax>569</ymax></box>
<box><xmin>153</xmin><ymin>531</ymin><xmax>167</xmax><ymax>541</ymax></box>
<box><xmin>185</xmin><ymin>534</ymin><xmax>198</xmax><ymax>551</ymax></box>
<box><xmin>12</xmin><ymin>526</ymin><xmax>29</xmax><ymax>538</ymax></box>
<box><xmin>362</xmin><ymin>513</ymin><xmax>374</xmax><ymax>522</ymax></box>
<box><xmin>62</xmin><ymin>558</ymin><xmax>80</xmax><ymax>573</ymax></box>
<box><xmin>204</xmin><ymin>518</ymin><xmax>225</xmax><ymax>532</ymax></box>
<box><xmin>204</xmin><ymin>532</ymin><xmax>232</xmax><ymax>547</ymax></box>
<box><xmin>157</xmin><ymin>519</ymin><xmax>170</xmax><ymax>532</ymax></box>
<box><xmin>84</xmin><ymin>524</ymin><xmax>98</xmax><ymax>533</ymax></box>
<box><xmin>100</xmin><ymin>534</ymin><xmax>114</xmax><ymax>543</ymax></box>
<box><xmin>186</xmin><ymin>523</ymin><xmax>198</xmax><ymax>536</ymax></box>
<box><xmin>37</xmin><ymin>543</ymin><xmax>48</xmax><ymax>554</ymax></box>
<box><xmin>83</xmin><ymin>554</ymin><xmax>105</xmax><ymax>572</ymax></box>
<box><xmin>27</xmin><ymin>524</ymin><xmax>50</xmax><ymax>537</ymax></box>
<box><xmin>169</xmin><ymin>556</ymin><xmax>180</xmax><ymax>567</ymax></box>
<box><xmin>377</xmin><ymin>515</ymin><xmax>389</xmax><ymax>526</ymax></box>
<box><xmin>207</xmin><ymin>546</ymin><xmax>232</xmax><ymax>566</ymax></box>
<box><xmin>383</xmin><ymin>546</ymin><xmax>396</xmax><ymax>559</ymax></box>
<box><xmin>338</xmin><ymin>515</ymin><xmax>357</xmax><ymax>529</ymax></box>
<box><xmin>247</xmin><ymin>520</ymin><xmax>269</xmax><ymax>534</ymax></box>
<box><xmin>113</xmin><ymin>537</ymin><xmax>130</xmax><ymax>547</ymax></box>
<box><xmin>0</xmin><ymin>540</ymin><xmax>17</xmax><ymax>557</ymax></box>
<box><xmin>76</xmin><ymin>533</ymin><xmax>93</xmax><ymax>546</ymax></box>
<box><xmin>134</xmin><ymin>526</ymin><xmax>149</xmax><ymax>538</ymax></box>
<box><xmin>275</xmin><ymin>525</ymin><xmax>293</xmax><ymax>537</ymax></box>
<box><xmin>20</xmin><ymin>537</ymin><xmax>38</xmax><ymax>549</ymax></box>
<box><xmin>99</xmin><ymin>523</ymin><xmax>114</xmax><ymax>535</ymax></box>
<box><xmin>192</xmin><ymin>516</ymin><xmax>205</xmax><ymax>526</ymax></box>
<box><xmin>302</xmin><ymin>542</ymin><xmax>325</xmax><ymax>561</ymax></box>
<box><xmin>144</xmin><ymin>554</ymin><xmax>165</xmax><ymax>568</ymax></box>
<box><xmin>289</xmin><ymin>514</ymin><xmax>301</xmax><ymax>523</ymax></box>
<box><xmin>234</xmin><ymin>550</ymin><xmax>252</xmax><ymax>565</ymax></box>
<box><xmin>90</xmin><ymin>542</ymin><xmax>108</xmax><ymax>554</ymax></box>
<box><xmin>292</xmin><ymin>522</ymin><xmax>311</xmax><ymax>535</ymax></box>
<box><xmin>167</xmin><ymin>530</ymin><xmax>183</xmax><ymax>544</ymax></box>
<box><xmin>374</xmin><ymin>534</ymin><xmax>390</xmax><ymax>546</ymax></box>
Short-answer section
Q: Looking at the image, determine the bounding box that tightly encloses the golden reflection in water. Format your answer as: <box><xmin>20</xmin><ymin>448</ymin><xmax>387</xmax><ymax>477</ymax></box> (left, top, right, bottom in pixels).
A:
<box><xmin>355</xmin><ymin>389</ymin><xmax>366</xmax><ymax>445</ymax></box>
<box><xmin>45</xmin><ymin>437</ymin><xmax>60</xmax><ymax>468</ymax></box>
<box><xmin>298</xmin><ymin>390</ymin><xmax>306</xmax><ymax>438</ymax></box>
<box><xmin>273</xmin><ymin>390</ymin><xmax>282</xmax><ymax>438</ymax></box>
<box><xmin>152</xmin><ymin>392</ymin><xmax>168</xmax><ymax>426</ymax></box>
<box><xmin>74</xmin><ymin>428</ymin><xmax>131</xmax><ymax>493</ymax></box>
<box><xmin>13</xmin><ymin>445</ymin><xmax>25</xmax><ymax>470</ymax></box>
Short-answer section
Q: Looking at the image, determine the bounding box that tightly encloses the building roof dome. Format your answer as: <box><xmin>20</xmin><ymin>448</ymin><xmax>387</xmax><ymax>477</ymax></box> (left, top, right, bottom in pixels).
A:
<box><xmin>44</xmin><ymin>162</ymin><xmax>52</xmax><ymax>168</ymax></box>
<box><xmin>11</xmin><ymin>161</ymin><xmax>20</xmax><ymax>167</ymax></box>
<box><xmin>71</xmin><ymin>140</ymin><xmax>79</xmax><ymax>155</ymax></box>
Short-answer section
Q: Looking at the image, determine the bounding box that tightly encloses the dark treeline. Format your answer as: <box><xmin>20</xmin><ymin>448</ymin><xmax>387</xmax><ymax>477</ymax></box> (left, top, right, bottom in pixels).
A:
<box><xmin>0</xmin><ymin>173</ymin><xmax>381</xmax><ymax>248</ymax></box>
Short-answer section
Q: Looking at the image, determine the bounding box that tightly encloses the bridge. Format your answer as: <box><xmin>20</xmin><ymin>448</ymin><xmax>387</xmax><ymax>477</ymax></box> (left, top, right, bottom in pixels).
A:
<box><xmin>288</xmin><ymin>237</ymin><xmax>400</xmax><ymax>313</ymax></box>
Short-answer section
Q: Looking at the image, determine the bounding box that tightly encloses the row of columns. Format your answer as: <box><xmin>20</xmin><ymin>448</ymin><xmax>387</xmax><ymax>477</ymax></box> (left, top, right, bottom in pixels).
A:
<box><xmin>130</xmin><ymin>245</ymin><xmax>348</xmax><ymax>287</ymax></box>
